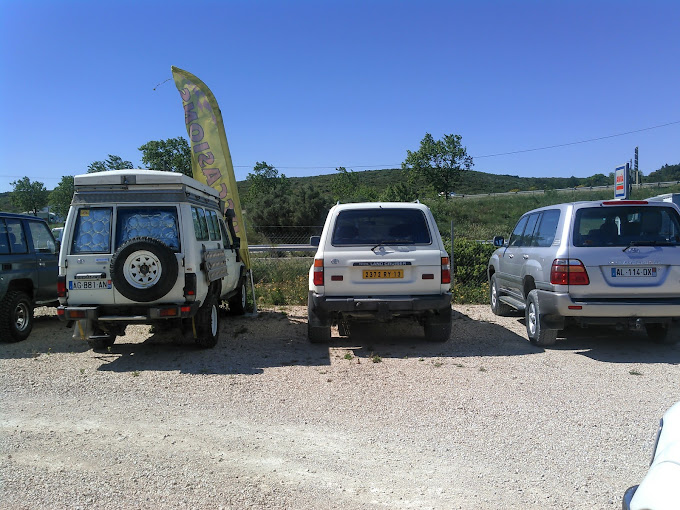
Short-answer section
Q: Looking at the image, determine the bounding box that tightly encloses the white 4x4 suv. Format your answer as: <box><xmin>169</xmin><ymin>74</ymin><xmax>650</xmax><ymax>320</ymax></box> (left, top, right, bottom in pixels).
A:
<box><xmin>57</xmin><ymin>170</ymin><xmax>247</xmax><ymax>349</ymax></box>
<box><xmin>308</xmin><ymin>202</ymin><xmax>452</xmax><ymax>342</ymax></box>
<box><xmin>488</xmin><ymin>199</ymin><xmax>680</xmax><ymax>345</ymax></box>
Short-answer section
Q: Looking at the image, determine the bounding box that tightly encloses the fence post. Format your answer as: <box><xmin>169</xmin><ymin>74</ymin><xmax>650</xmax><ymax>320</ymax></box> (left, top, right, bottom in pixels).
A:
<box><xmin>450</xmin><ymin>219</ymin><xmax>455</xmax><ymax>293</ymax></box>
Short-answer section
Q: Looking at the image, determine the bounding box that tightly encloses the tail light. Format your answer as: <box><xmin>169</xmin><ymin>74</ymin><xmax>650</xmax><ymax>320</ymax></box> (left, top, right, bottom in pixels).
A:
<box><xmin>441</xmin><ymin>257</ymin><xmax>451</xmax><ymax>285</ymax></box>
<box><xmin>184</xmin><ymin>273</ymin><xmax>197</xmax><ymax>301</ymax></box>
<box><xmin>57</xmin><ymin>275</ymin><xmax>66</xmax><ymax>297</ymax></box>
<box><xmin>550</xmin><ymin>259</ymin><xmax>590</xmax><ymax>285</ymax></box>
<box><xmin>313</xmin><ymin>258</ymin><xmax>324</xmax><ymax>286</ymax></box>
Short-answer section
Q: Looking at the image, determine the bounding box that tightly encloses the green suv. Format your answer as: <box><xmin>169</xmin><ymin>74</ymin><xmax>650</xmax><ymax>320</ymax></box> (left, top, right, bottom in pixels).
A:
<box><xmin>0</xmin><ymin>212</ymin><xmax>59</xmax><ymax>341</ymax></box>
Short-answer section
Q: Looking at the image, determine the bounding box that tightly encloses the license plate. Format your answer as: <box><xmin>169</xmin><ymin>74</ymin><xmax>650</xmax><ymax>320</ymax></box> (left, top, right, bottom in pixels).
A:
<box><xmin>611</xmin><ymin>267</ymin><xmax>657</xmax><ymax>277</ymax></box>
<box><xmin>69</xmin><ymin>280</ymin><xmax>112</xmax><ymax>290</ymax></box>
<box><xmin>362</xmin><ymin>269</ymin><xmax>404</xmax><ymax>279</ymax></box>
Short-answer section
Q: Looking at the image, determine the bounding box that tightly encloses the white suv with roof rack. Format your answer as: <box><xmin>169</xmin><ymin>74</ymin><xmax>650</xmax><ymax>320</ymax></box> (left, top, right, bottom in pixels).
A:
<box><xmin>488</xmin><ymin>199</ymin><xmax>680</xmax><ymax>345</ymax></box>
<box><xmin>57</xmin><ymin>170</ymin><xmax>247</xmax><ymax>350</ymax></box>
<box><xmin>308</xmin><ymin>202</ymin><xmax>452</xmax><ymax>342</ymax></box>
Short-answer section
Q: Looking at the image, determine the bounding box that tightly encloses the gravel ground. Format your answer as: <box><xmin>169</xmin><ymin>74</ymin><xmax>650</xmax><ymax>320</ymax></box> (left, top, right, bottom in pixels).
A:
<box><xmin>1</xmin><ymin>304</ymin><xmax>679</xmax><ymax>509</ymax></box>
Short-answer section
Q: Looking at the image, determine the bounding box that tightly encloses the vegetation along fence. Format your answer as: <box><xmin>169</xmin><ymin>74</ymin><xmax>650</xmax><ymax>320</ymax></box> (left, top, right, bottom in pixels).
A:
<box><xmin>246</xmin><ymin>226</ymin><xmax>494</xmax><ymax>308</ymax></box>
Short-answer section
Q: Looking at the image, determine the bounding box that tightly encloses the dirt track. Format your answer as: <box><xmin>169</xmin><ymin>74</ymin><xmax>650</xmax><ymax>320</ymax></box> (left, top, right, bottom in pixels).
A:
<box><xmin>1</xmin><ymin>305</ymin><xmax>679</xmax><ymax>509</ymax></box>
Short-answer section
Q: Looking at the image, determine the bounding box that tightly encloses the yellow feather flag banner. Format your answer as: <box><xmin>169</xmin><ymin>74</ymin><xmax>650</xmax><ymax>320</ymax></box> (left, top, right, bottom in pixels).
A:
<box><xmin>171</xmin><ymin>66</ymin><xmax>250</xmax><ymax>269</ymax></box>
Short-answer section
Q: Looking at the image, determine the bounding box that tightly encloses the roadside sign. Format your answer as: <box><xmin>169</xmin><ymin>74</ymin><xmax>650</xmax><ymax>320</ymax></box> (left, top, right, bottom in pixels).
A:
<box><xmin>614</xmin><ymin>164</ymin><xmax>629</xmax><ymax>199</ymax></box>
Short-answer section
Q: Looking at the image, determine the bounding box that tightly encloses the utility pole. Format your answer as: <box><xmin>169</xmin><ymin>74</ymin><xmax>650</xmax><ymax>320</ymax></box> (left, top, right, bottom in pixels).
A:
<box><xmin>634</xmin><ymin>146</ymin><xmax>639</xmax><ymax>185</ymax></box>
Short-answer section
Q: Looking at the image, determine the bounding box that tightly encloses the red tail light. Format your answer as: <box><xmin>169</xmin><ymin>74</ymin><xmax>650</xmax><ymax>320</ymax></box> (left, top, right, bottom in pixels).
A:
<box><xmin>550</xmin><ymin>259</ymin><xmax>590</xmax><ymax>285</ymax></box>
<box><xmin>57</xmin><ymin>276</ymin><xmax>66</xmax><ymax>297</ymax></box>
<box><xmin>313</xmin><ymin>258</ymin><xmax>324</xmax><ymax>286</ymax></box>
<box><xmin>441</xmin><ymin>257</ymin><xmax>451</xmax><ymax>285</ymax></box>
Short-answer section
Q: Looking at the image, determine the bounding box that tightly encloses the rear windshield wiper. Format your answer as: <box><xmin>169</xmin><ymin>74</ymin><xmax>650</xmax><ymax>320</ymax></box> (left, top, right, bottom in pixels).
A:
<box><xmin>372</xmin><ymin>239</ymin><xmax>416</xmax><ymax>251</ymax></box>
<box><xmin>623</xmin><ymin>240</ymin><xmax>676</xmax><ymax>252</ymax></box>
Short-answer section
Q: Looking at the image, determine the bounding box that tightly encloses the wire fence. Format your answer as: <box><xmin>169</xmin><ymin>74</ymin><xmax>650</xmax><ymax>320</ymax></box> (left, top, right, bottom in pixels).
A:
<box><xmin>246</xmin><ymin>226</ymin><xmax>492</xmax><ymax>307</ymax></box>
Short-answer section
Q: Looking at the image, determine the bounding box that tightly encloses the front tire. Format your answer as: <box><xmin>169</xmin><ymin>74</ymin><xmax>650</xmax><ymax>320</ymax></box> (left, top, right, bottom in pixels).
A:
<box><xmin>525</xmin><ymin>290</ymin><xmax>557</xmax><ymax>346</ymax></box>
<box><xmin>228</xmin><ymin>280</ymin><xmax>247</xmax><ymax>315</ymax></box>
<box><xmin>0</xmin><ymin>290</ymin><xmax>33</xmax><ymax>342</ymax></box>
<box><xmin>195</xmin><ymin>292</ymin><xmax>220</xmax><ymax>348</ymax></box>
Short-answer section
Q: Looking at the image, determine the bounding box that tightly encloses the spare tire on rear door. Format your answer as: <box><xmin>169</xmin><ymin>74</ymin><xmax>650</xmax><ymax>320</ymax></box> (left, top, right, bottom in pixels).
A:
<box><xmin>110</xmin><ymin>237</ymin><xmax>178</xmax><ymax>302</ymax></box>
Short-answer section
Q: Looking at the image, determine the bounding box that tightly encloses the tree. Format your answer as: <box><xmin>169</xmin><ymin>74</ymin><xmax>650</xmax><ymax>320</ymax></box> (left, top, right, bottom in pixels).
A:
<box><xmin>10</xmin><ymin>177</ymin><xmax>49</xmax><ymax>215</ymax></box>
<box><xmin>138</xmin><ymin>137</ymin><xmax>192</xmax><ymax>177</ymax></box>
<box><xmin>330</xmin><ymin>167</ymin><xmax>379</xmax><ymax>202</ymax></box>
<box><xmin>402</xmin><ymin>133</ymin><xmax>473</xmax><ymax>199</ymax></box>
<box><xmin>87</xmin><ymin>154</ymin><xmax>134</xmax><ymax>173</ymax></box>
<box><xmin>245</xmin><ymin>161</ymin><xmax>289</xmax><ymax>201</ymax></box>
<box><xmin>49</xmin><ymin>176</ymin><xmax>75</xmax><ymax>218</ymax></box>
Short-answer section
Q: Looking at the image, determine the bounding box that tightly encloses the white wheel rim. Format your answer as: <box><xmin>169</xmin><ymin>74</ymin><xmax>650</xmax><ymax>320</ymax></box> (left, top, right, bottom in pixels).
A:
<box><xmin>491</xmin><ymin>282</ymin><xmax>498</xmax><ymax>308</ymax></box>
<box><xmin>123</xmin><ymin>250</ymin><xmax>162</xmax><ymax>289</ymax></box>
<box><xmin>240</xmin><ymin>284</ymin><xmax>246</xmax><ymax>309</ymax></box>
<box><xmin>528</xmin><ymin>302</ymin><xmax>537</xmax><ymax>336</ymax></box>
<box><xmin>210</xmin><ymin>305</ymin><xmax>218</xmax><ymax>336</ymax></box>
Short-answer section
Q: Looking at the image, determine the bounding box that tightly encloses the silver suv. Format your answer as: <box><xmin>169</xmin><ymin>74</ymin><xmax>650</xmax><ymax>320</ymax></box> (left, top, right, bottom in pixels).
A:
<box><xmin>308</xmin><ymin>202</ymin><xmax>452</xmax><ymax>342</ymax></box>
<box><xmin>488</xmin><ymin>199</ymin><xmax>680</xmax><ymax>345</ymax></box>
<box><xmin>57</xmin><ymin>170</ymin><xmax>246</xmax><ymax>350</ymax></box>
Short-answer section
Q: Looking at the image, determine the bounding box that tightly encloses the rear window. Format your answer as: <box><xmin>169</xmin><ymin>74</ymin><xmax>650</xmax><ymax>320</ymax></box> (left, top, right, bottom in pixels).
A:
<box><xmin>331</xmin><ymin>208</ymin><xmax>431</xmax><ymax>246</ymax></box>
<box><xmin>573</xmin><ymin>205</ymin><xmax>680</xmax><ymax>247</ymax></box>
<box><xmin>71</xmin><ymin>208</ymin><xmax>112</xmax><ymax>254</ymax></box>
<box><xmin>116</xmin><ymin>207</ymin><xmax>180</xmax><ymax>251</ymax></box>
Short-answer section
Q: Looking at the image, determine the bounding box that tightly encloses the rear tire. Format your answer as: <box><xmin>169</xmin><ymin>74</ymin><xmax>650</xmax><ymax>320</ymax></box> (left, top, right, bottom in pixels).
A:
<box><xmin>647</xmin><ymin>323</ymin><xmax>678</xmax><ymax>344</ymax></box>
<box><xmin>0</xmin><ymin>290</ymin><xmax>33</xmax><ymax>342</ymax></box>
<box><xmin>490</xmin><ymin>274</ymin><xmax>513</xmax><ymax>316</ymax></box>
<box><xmin>195</xmin><ymin>292</ymin><xmax>220</xmax><ymax>348</ymax></box>
<box><xmin>307</xmin><ymin>295</ymin><xmax>330</xmax><ymax>343</ymax></box>
<box><xmin>525</xmin><ymin>290</ymin><xmax>557</xmax><ymax>346</ymax></box>
<box><xmin>424</xmin><ymin>307</ymin><xmax>452</xmax><ymax>342</ymax></box>
<box><xmin>87</xmin><ymin>334</ymin><xmax>116</xmax><ymax>351</ymax></box>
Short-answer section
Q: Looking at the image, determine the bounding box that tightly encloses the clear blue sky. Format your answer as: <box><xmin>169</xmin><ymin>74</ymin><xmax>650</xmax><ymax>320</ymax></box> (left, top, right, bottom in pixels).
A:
<box><xmin>1</xmin><ymin>0</ymin><xmax>679</xmax><ymax>194</ymax></box>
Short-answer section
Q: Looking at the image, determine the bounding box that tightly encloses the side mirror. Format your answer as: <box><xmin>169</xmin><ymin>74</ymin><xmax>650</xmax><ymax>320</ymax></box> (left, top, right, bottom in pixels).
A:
<box><xmin>309</xmin><ymin>236</ymin><xmax>320</xmax><ymax>247</ymax></box>
<box><xmin>493</xmin><ymin>236</ymin><xmax>505</xmax><ymax>247</ymax></box>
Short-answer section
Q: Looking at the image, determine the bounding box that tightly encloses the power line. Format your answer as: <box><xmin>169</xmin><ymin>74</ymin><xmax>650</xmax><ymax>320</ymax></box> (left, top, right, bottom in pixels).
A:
<box><xmin>239</xmin><ymin>119</ymin><xmax>680</xmax><ymax>169</ymax></box>
<box><xmin>472</xmin><ymin>120</ymin><xmax>680</xmax><ymax>159</ymax></box>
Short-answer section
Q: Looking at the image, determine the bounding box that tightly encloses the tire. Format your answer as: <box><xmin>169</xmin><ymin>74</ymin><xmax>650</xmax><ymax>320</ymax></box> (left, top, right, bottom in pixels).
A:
<box><xmin>110</xmin><ymin>237</ymin><xmax>178</xmax><ymax>303</ymax></box>
<box><xmin>228</xmin><ymin>280</ymin><xmax>247</xmax><ymax>315</ymax></box>
<box><xmin>0</xmin><ymin>290</ymin><xmax>34</xmax><ymax>342</ymax></box>
<box><xmin>525</xmin><ymin>289</ymin><xmax>557</xmax><ymax>346</ymax></box>
<box><xmin>307</xmin><ymin>295</ymin><xmax>330</xmax><ymax>343</ymax></box>
<box><xmin>490</xmin><ymin>274</ymin><xmax>512</xmax><ymax>316</ymax></box>
<box><xmin>424</xmin><ymin>307</ymin><xmax>452</xmax><ymax>342</ymax></box>
<box><xmin>646</xmin><ymin>323</ymin><xmax>678</xmax><ymax>345</ymax></box>
<box><xmin>87</xmin><ymin>334</ymin><xmax>116</xmax><ymax>351</ymax></box>
<box><xmin>308</xmin><ymin>324</ymin><xmax>331</xmax><ymax>343</ymax></box>
<box><xmin>194</xmin><ymin>292</ymin><xmax>220</xmax><ymax>348</ymax></box>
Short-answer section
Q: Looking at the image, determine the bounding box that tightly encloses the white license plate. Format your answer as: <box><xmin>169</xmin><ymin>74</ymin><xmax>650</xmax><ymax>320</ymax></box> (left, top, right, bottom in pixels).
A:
<box><xmin>611</xmin><ymin>267</ymin><xmax>657</xmax><ymax>277</ymax></box>
<box><xmin>69</xmin><ymin>280</ymin><xmax>112</xmax><ymax>290</ymax></box>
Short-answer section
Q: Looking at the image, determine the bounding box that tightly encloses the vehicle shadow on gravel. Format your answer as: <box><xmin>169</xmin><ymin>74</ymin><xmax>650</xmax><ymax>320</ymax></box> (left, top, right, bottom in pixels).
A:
<box><xmin>0</xmin><ymin>309</ymin><xmax>90</xmax><ymax>359</ymax></box>
<box><xmin>95</xmin><ymin>309</ymin><xmax>331</xmax><ymax>375</ymax></box>
<box><xmin>327</xmin><ymin>310</ymin><xmax>537</xmax><ymax>359</ymax></box>
<box><xmin>91</xmin><ymin>308</ymin><xmax>538</xmax><ymax>375</ymax></box>
<box><xmin>550</xmin><ymin>326</ymin><xmax>680</xmax><ymax>364</ymax></box>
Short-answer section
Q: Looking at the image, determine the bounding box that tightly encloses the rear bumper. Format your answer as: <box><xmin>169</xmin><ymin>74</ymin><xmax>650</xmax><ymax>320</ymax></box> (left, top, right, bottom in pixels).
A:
<box><xmin>536</xmin><ymin>290</ymin><xmax>680</xmax><ymax>320</ymax></box>
<box><xmin>309</xmin><ymin>291</ymin><xmax>451</xmax><ymax>325</ymax></box>
<box><xmin>57</xmin><ymin>302</ymin><xmax>201</xmax><ymax>322</ymax></box>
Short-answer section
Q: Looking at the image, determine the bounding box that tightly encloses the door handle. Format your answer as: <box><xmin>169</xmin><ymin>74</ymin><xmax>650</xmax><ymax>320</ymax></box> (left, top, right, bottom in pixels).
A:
<box><xmin>508</xmin><ymin>254</ymin><xmax>514</xmax><ymax>259</ymax></box>
<box><xmin>523</xmin><ymin>255</ymin><xmax>529</xmax><ymax>259</ymax></box>
<box><xmin>39</xmin><ymin>261</ymin><xmax>46</xmax><ymax>267</ymax></box>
